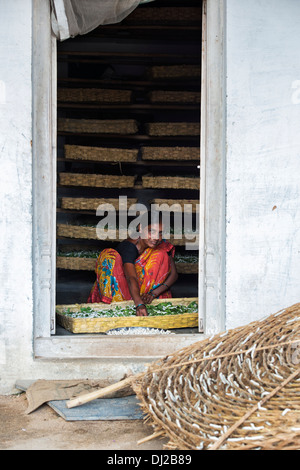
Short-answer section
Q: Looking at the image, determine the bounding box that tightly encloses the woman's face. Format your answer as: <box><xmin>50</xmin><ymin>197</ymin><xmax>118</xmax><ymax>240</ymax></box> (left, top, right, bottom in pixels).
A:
<box><xmin>141</xmin><ymin>222</ymin><xmax>163</xmax><ymax>248</ymax></box>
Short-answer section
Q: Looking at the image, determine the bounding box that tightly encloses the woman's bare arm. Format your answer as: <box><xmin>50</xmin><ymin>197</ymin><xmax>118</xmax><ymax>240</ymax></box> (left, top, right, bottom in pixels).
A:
<box><xmin>123</xmin><ymin>263</ymin><xmax>148</xmax><ymax>316</ymax></box>
<box><xmin>141</xmin><ymin>256</ymin><xmax>178</xmax><ymax>304</ymax></box>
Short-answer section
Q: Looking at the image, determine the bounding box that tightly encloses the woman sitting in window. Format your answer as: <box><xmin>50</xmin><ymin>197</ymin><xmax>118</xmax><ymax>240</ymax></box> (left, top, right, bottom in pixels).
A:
<box><xmin>87</xmin><ymin>212</ymin><xmax>178</xmax><ymax>316</ymax></box>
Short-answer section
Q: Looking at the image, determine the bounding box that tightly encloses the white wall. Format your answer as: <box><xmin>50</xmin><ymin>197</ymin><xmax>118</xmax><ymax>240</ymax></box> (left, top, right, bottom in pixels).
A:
<box><xmin>225</xmin><ymin>0</ymin><xmax>300</xmax><ymax>328</ymax></box>
<box><xmin>0</xmin><ymin>0</ymin><xmax>34</xmax><ymax>389</ymax></box>
<box><xmin>1</xmin><ymin>0</ymin><xmax>300</xmax><ymax>394</ymax></box>
<box><xmin>0</xmin><ymin>0</ymin><xmax>141</xmax><ymax>395</ymax></box>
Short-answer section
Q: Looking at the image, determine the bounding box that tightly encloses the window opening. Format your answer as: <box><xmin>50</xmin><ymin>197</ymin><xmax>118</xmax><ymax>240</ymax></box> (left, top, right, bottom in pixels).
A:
<box><xmin>55</xmin><ymin>0</ymin><xmax>202</xmax><ymax>336</ymax></box>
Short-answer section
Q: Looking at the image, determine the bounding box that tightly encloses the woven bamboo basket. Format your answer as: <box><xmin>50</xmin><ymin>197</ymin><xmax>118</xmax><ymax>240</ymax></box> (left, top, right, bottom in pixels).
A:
<box><xmin>56</xmin><ymin>297</ymin><xmax>198</xmax><ymax>334</ymax></box>
<box><xmin>175</xmin><ymin>263</ymin><xmax>198</xmax><ymax>274</ymax></box>
<box><xmin>58</xmin><ymin>118</ymin><xmax>138</xmax><ymax>134</ymax></box>
<box><xmin>142</xmin><ymin>147</ymin><xmax>199</xmax><ymax>161</ymax></box>
<box><xmin>57</xmin><ymin>224</ymin><xmax>124</xmax><ymax>241</ymax></box>
<box><xmin>56</xmin><ymin>255</ymin><xmax>198</xmax><ymax>274</ymax></box>
<box><xmin>57</xmin><ymin>256</ymin><xmax>96</xmax><ymax>271</ymax></box>
<box><xmin>64</xmin><ymin>145</ymin><xmax>138</xmax><ymax>162</ymax></box>
<box><xmin>126</xmin><ymin>7</ymin><xmax>201</xmax><ymax>23</ymax></box>
<box><xmin>59</xmin><ymin>173</ymin><xmax>136</xmax><ymax>188</ymax></box>
<box><xmin>149</xmin><ymin>65</ymin><xmax>201</xmax><ymax>80</ymax></box>
<box><xmin>146</xmin><ymin>122</ymin><xmax>200</xmax><ymax>137</ymax></box>
<box><xmin>57</xmin><ymin>224</ymin><xmax>98</xmax><ymax>240</ymax></box>
<box><xmin>132</xmin><ymin>302</ymin><xmax>300</xmax><ymax>450</ymax></box>
<box><xmin>56</xmin><ymin>224</ymin><xmax>197</xmax><ymax>245</ymax></box>
<box><xmin>142</xmin><ymin>176</ymin><xmax>199</xmax><ymax>190</ymax></box>
<box><xmin>150</xmin><ymin>91</ymin><xmax>200</xmax><ymax>104</ymax></box>
<box><xmin>61</xmin><ymin>197</ymin><xmax>137</xmax><ymax>211</ymax></box>
<box><xmin>150</xmin><ymin>198</ymin><xmax>198</xmax><ymax>212</ymax></box>
<box><xmin>57</xmin><ymin>88</ymin><xmax>132</xmax><ymax>103</ymax></box>
<box><xmin>170</xmin><ymin>235</ymin><xmax>199</xmax><ymax>247</ymax></box>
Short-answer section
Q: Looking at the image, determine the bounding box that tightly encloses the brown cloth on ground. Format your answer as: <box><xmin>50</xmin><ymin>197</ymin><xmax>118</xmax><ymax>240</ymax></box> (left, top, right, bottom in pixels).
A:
<box><xmin>24</xmin><ymin>378</ymin><xmax>134</xmax><ymax>414</ymax></box>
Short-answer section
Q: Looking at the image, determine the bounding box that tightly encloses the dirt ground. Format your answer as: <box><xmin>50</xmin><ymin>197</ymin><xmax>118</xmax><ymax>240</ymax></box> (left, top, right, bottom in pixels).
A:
<box><xmin>0</xmin><ymin>393</ymin><xmax>168</xmax><ymax>451</ymax></box>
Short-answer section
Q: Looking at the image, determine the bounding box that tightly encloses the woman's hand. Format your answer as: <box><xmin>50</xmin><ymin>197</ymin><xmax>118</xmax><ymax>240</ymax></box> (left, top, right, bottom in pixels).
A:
<box><xmin>141</xmin><ymin>292</ymin><xmax>156</xmax><ymax>305</ymax></box>
<box><xmin>135</xmin><ymin>304</ymin><xmax>148</xmax><ymax>316</ymax></box>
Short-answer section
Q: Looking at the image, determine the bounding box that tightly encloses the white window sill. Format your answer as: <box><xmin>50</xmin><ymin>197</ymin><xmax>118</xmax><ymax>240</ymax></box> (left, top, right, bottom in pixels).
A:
<box><xmin>34</xmin><ymin>334</ymin><xmax>206</xmax><ymax>359</ymax></box>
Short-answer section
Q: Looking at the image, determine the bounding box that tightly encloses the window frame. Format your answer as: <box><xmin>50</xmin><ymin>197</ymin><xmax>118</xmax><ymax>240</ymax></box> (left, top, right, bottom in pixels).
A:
<box><xmin>32</xmin><ymin>0</ymin><xmax>226</xmax><ymax>359</ymax></box>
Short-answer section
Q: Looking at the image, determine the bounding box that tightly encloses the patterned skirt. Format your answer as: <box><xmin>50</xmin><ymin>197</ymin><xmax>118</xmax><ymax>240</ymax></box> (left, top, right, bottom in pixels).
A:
<box><xmin>87</xmin><ymin>240</ymin><xmax>175</xmax><ymax>304</ymax></box>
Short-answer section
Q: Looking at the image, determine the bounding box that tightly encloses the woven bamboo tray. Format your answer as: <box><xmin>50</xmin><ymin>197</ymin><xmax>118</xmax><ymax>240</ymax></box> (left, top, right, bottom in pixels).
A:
<box><xmin>56</xmin><ymin>225</ymin><xmax>197</xmax><ymax>245</ymax></box>
<box><xmin>61</xmin><ymin>197</ymin><xmax>137</xmax><ymax>211</ymax></box>
<box><xmin>150</xmin><ymin>91</ymin><xmax>200</xmax><ymax>104</ymax></box>
<box><xmin>126</xmin><ymin>7</ymin><xmax>201</xmax><ymax>23</ymax></box>
<box><xmin>150</xmin><ymin>198</ymin><xmax>198</xmax><ymax>212</ymax></box>
<box><xmin>57</xmin><ymin>224</ymin><xmax>124</xmax><ymax>241</ymax></box>
<box><xmin>175</xmin><ymin>263</ymin><xmax>198</xmax><ymax>274</ymax></box>
<box><xmin>58</xmin><ymin>118</ymin><xmax>138</xmax><ymax>134</ymax></box>
<box><xmin>170</xmin><ymin>235</ymin><xmax>199</xmax><ymax>247</ymax></box>
<box><xmin>64</xmin><ymin>145</ymin><xmax>138</xmax><ymax>162</ymax></box>
<box><xmin>56</xmin><ymin>256</ymin><xmax>198</xmax><ymax>274</ymax></box>
<box><xmin>56</xmin><ymin>297</ymin><xmax>198</xmax><ymax>333</ymax></box>
<box><xmin>149</xmin><ymin>65</ymin><xmax>201</xmax><ymax>80</ymax></box>
<box><xmin>57</xmin><ymin>88</ymin><xmax>132</xmax><ymax>103</ymax></box>
<box><xmin>146</xmin><ymin>122</ymin><xmax>200</xmax><ymax>136</ymax></box>
<box><xmin>59</xmin><ymin>173</ymin><xmax>136</xmax><ymax>188</ymax></box>
<box><xmin>142</xmin><ymin>176</ymin><xmax>199</xmax><ymax>190</ymax></box>
<box><xmin>57</xmin><ymin>256</ymin><xmax>96</xmax><ymax>271</ymax></box>
<box><xmin>142</xmin><ymin>146</ymin><xmax>199</xmax><ymax>161</ymax></box>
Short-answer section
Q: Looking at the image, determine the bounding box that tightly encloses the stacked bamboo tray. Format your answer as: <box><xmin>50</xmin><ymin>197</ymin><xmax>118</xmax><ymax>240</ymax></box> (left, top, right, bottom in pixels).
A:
<box><xmin>57</xmin><ymin>88</ymin><xmax>132</xmax><ymax>103</ymax></box>
<box><xmin>141</xmin><ymin>146</ymin><xmax>199</xmax><ymax>161</ymax></box>
<box><xmin>56</xmin><ymin>224</ymin><xmax>198</xmax><ymax>246</ymax></box>
<box><xmin>59</xmin><ymin>173</ymin><xmax>136</xmax><ymax>188</ymax></box>
<box><xmin>56</xmin><ymin>297</ymin><xmax>198</xmax><ymax>334</ymax></box>
<box><xmin>126</xmin><ymin>7</ymin><xmax>201</xmax><ymax>24</ymax></box>
<box><xmin>64</xmin><ymin>145</ymin><xmax>138</xmax><ymax>162</ymax></box>
<box><xmin>149</xmin><ymin>65</ymin><xmax>201</xmax><ymax>80</ymax></box>
<box><xmin>142</xmin><ymin>175</ymin><xmax>199</xmax><ymax>191</ymax></box>
<box><xmin>150</xmin><ymin>90</ymin><xmax>200</xmax><ymax>104</ymax></box>
<box><xmin>56</xmin><ymin>252</ymin><xmax>198</xmax><ymax>274</ymax></box>
<box><xmin>61</xmin><ymin>197</ymin><xmax>137</xmax><ymax>211</ymax></box>
<box><xmin>58</xmin><ymin>118</ymin><xmax>138</xmax><ymax>134</ymax></box>
<box><xmin>146</xmin><ymin>122</ymin><xmax>199</xmax><ymax>136</ymax></box>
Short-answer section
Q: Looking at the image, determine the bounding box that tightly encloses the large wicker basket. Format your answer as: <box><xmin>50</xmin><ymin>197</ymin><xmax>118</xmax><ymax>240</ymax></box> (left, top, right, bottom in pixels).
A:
<box><xmin>146</xmin><ymin>122</ymin><xmax>200</xmax><ymax>136</ymax></box>
<box><xmin>141</xmin><ymin>146</ymin><xmax>199</xmax><ymax>161</ymax></box>
<box><xmin>56</xmin><ymin>297</ymin><xmax>198</xmax><ymax>333</ymax></box>
<box><xmin>142</xmin><ymin>175</ymin><xmax>199</xmax><ymax>190</ymax></box>
<box><xmin>61</xmin><ymin>197</ymin><xmax>137</xmax><ymax>211</ymax></box>
<box><xmin>57</xmin><ymin>88</ymin><xmax>132</xmax><ymax>103</ymax></box>
<box><xmin>64</xmin><ymin>145</ymin><xmax>138</xmax><ymax>162</ymax></box>
<box><xmin>59</xmin><ymin>173</ymin><xmax>136</xmax><ymax>188</ymax></box>
<box><xmin>58</xmin><ymin>118</ymin><xmax>138</xmax><ymax>134</ymax></box>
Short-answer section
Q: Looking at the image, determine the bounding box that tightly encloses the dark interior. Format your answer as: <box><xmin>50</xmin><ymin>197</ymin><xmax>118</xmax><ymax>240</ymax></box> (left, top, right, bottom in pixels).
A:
<box><xmin>56</xmin><ymin>0</ymin><xmax>202</xmax><ymax>306</ymax></box>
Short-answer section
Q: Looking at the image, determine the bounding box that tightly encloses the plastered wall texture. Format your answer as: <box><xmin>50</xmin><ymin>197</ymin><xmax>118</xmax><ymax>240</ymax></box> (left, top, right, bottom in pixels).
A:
<box><xmin>0</xmin><ymin>0</ymin><xmax>140</xmax><ymax>394</ymax></box>
<box><xmin>225</xmin><ymin>0</ymin><xmax>300</xmax><ymax>328</ymax></box>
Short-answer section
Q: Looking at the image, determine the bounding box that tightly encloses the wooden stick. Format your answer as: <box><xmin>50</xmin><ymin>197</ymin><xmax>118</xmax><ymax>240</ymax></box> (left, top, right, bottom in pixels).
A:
<box><xmin>137</xmin><ymin>431</ymin><xmax>165</xmax><ymax>446</ymax></box>
<box><xmin>66</xmin><ymin>375</ymin><xmax>140</xmax><ymax>409</ymax></box>
<box><xmin>209</xmin><ymin>367</ymin><xmax>300</xmax><ymax>450</ymax></box>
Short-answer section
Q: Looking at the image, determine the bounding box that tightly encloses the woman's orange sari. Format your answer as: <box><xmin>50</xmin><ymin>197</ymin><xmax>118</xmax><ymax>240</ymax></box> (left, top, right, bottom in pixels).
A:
<box><xmin>87</xmin><ymin>240</ymin><xmax>175</xmax><ymax>304</ymax></box>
